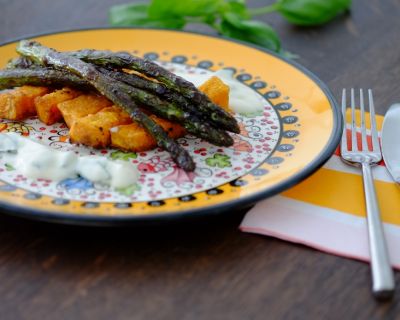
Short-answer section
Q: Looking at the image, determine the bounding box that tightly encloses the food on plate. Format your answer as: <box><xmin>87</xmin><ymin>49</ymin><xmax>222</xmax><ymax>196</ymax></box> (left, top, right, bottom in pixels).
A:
<box><xmin>98</xmin><ymin>67</ymin><xmax>234</xmax><ymax>147</ymax></box>
<box><xmin>35</xmin><ymin>87</ymin><xmax>81</xmax><ymax>125</ymax></box>
<box><xmin>57</xmin><ymin>93</ymin><xmax>113</xmax><ymax>127</ymax></box>
<box><xmin>69</xmin><ymin>106</ymin><xmax>132</xmax><ymax>148</ymax></box>
<box><xmin>0</xmin><ymin>85</ymin><xmax>48</xmax><ymax>120</ymax></box>
<box><xmin>214</xmin><ymin>69</ymin><xmax>264</xmax><ymax>115</ymax></box>
<box><xmin>69</xmin><ymin>49</ymin><xmax>239</xmax><ymax>133</ymax></box>
<box><xmin>198</xmin><ymin>76</ymin><xmax>231</xmax><ymax>112</ymax></box>
<box><xmin>111</xmin><ymin>115</ymin><xmax>185</xmax><ymax>152</ymax></box>
<box><xmin>0</xmin><ymin>40</ymin><xmax>242</xmax><ymax>172</ymax></box>
<box><xmin>175</xmin><ymin>69</ymin><xmax>265</xmax><ymax>116</ymax></box>
<box><xmin>17</xmin><ymin>41</ymin><xmax>196</xmax><ymax>171</ymax></box>
<box><xmin>0</xmin><ymin>67</ymin><xmax>91</xmax><ymax>90</ymax></box>
<box><xmin>0</xmin><ymin>132</ymin><xmax>138</xmax><ymax>188</ymax></box>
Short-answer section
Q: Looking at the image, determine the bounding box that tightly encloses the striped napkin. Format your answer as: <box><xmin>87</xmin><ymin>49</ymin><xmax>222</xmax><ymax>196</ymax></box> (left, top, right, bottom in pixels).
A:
<box><xmin>240</xmin><ymin>114</ymin><xmax>400</xmax><ymax>269</ymax></box>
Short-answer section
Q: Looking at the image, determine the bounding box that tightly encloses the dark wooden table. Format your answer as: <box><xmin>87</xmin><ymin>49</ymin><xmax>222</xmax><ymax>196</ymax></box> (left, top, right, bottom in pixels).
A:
<box><xmin>0</xmin><ymin>0</ymin><xmax>400</xmax><ymax>319</ymax></box>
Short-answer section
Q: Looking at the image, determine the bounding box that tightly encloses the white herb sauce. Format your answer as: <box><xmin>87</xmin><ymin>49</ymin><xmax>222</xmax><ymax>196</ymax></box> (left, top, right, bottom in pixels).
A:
<box><xmin>0</xmin><ymin>133</ymin><xmax>138</xmax><ymax>188</ymax></box>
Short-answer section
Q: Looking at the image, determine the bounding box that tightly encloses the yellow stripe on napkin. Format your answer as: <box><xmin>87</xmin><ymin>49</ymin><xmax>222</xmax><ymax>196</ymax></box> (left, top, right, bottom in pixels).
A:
<box><xmin>282</xmin><ymin>168</ymin><xmax>400</xmax><ymax>226</ymax></box>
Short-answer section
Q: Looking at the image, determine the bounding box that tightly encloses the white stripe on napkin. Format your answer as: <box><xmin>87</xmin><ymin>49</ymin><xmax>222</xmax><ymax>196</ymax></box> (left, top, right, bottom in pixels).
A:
<box><xmin>240</xmin><ymin>195</ymin><xmax>400</xmax><ymax>269</ymax></box>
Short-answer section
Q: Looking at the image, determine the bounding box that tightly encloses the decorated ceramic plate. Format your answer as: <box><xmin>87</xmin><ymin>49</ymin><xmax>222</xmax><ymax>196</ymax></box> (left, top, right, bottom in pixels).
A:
<box><xmin>0</xmin><ymin>28</ymin><xmax>341</xmax><ymax>225</ymax></box>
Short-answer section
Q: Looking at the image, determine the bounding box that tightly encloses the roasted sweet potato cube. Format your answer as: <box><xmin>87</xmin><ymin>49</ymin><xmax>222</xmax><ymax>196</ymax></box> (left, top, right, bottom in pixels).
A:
<box><xmin>69</xmin><ymin>106</ymin><xmax>132</xmax><ymax>148</ymax></box>
<box><xmin>19</xmin><ymin>86</ymin><xmax>50</xmax><ymax>114</ymax></box>
<box><xmin>57</xmin><ymin>93</ymin><xmax>112</xmax><ymax>127</ymax></box>
<box><xmin>111</xmin><ymin>122</ymin><xmax>156</xmax><ymax>152</ymax></box>
<box><xmin>111</xmin><ymin>115</ymin><xmax>185</xmax><ymax>152</ymax></box>
<box><xmin>35</xmin><ymin>87</ymin><xmax>81</xmax><ymax>125</ymax></box>
<box><xmin>0</xmin><ymin>86</ymin><xmax>49</xmax><ymax>120</ymax></box>
<box><xmin>198</xmin><ymin>76</ymin><xmax>231</xmax><ymax>112</ymax></box>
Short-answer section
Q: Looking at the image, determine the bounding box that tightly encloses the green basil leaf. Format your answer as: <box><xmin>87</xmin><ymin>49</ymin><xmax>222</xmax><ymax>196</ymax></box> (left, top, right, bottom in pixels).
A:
<box><xmin>225</xmin><ymin>0</ymin><xmax>250</xmax><ymax>19</ymax></box>
<box><xmin>277</xmin><ymin>0</ymin><xmax>351</xmax><ymax>26</ymax></box>
<box><xmin>109</xmin><ymin>3</ymin><xmax>186</xmax><ymax>28</ymax></box>
<box><xmin>202</xmin><ymin>14</ymin><xmax>218</xmax><ymax>25</ymax></box>
<box><xmin>149</xmin><ymin>0</ymin><xmax>223</xmax><ymax>18</ymax></box>
<box><xmin>220</xmin><ymin>12</ymin><xmax>280</xmax><ymax>52</ymax></box>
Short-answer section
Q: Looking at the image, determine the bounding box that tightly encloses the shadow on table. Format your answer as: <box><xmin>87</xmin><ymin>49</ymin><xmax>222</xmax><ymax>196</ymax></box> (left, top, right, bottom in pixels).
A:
<box><xmin>0</xmin><ymin>205</ymin><xmax>253</xmax><ymax>267</ymax></box>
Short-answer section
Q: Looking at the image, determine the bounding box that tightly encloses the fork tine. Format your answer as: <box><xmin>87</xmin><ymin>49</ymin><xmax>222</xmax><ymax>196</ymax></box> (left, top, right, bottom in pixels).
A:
<box><xmin>341</xmin><ymin>89</ymin><xmax>348</xmax><ymax>152</ymax></box>
<box><xmin>360</xmin><ymin>89</ymin><xmax>369</xmax><ymax>151</ymax></box>
<box><xmin>350</xmin><ymin>88</ymin><xmax>358</xmax><ymax>151</ymax></box>
<box><xmin>368</xmin><ymin>89</ymin><xmax>380</xmax><ymax>152</ymax></box>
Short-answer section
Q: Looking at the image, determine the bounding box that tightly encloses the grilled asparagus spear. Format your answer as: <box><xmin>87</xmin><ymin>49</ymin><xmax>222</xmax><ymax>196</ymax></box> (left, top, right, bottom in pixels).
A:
<box><xmin>0</xmin><ymin>68</ymin><xmax>91</xmax><ymax>90</ymax></box>
<box><xmin>99</xmin><ymin>68</ymin><xmax>225</xmax><ymax>123</ymax></box>
<box><xmin>70</xmin><ymin>49</ymin><xmax>240</xmax><ymax>133</ymax></box>
<box><xmin>6</xmin><ymin>56</ymin><xmax>36</xmax><ymax>69</ymax></box>
<box><xmin>98</xmin><ymin>67</ymin><xmax>234</xmax><ymax>147</ymax></box>
<box><xmin>17</xmin><ymin>40</ymin><xmax>195</xmax><ymax>171</ymax></box>
<box><xmin>101</xmin><ymin>68</ymin><xmax>169</xmax><ymax>96</ymax></box>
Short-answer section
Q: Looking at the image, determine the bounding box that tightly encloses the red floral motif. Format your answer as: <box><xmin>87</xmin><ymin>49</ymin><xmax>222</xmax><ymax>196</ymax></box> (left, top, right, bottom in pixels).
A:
<box><xmin>137</xmin><ymin>156</ymin><xmax>173</xmax><ymax>173</ymax></box>
<box><xmin>232</xmin><ymin>136</ymin><xmax>253</xmax><ymax>153</ymax></box>
<box><xmin>162</xmin><ymin>168</ymin><xmax>196</xmax><ymax>186</ymax></box>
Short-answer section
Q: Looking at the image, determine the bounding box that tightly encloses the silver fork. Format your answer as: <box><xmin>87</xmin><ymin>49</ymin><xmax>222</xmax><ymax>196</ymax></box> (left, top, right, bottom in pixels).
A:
<box><xmin>340</xmin><ymin>88</ymin><xmax>395</xmax><ymax>300</ymax></box>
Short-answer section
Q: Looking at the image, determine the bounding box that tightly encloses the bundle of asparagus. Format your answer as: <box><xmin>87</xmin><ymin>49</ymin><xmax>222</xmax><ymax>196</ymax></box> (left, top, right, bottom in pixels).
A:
<box><xmin>0</xmin><ymin>40</ymin><xmax>240</xmax><ymax>172</ymax></box>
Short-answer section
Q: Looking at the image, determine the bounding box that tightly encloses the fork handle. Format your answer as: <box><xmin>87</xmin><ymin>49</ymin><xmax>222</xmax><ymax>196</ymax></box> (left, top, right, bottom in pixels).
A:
<box><xmin>361</xmin><ymin>162</ymin><xmax>395</xmax><ymax>300</ymax></box>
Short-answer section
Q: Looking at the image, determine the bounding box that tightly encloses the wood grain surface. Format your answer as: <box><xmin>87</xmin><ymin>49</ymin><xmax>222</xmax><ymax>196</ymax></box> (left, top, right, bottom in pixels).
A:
<box><xmin>0</xmin><ymin>0</ymin><xmax>400</xmax><ymax>319</ymax></box>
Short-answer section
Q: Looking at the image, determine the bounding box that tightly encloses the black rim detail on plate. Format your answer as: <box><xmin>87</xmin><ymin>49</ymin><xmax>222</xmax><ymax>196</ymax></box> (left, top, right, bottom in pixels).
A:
<box><xmin>0</xmin><ymin>27</ymin><xmax>343</xmax><ymax>226</ymax></box>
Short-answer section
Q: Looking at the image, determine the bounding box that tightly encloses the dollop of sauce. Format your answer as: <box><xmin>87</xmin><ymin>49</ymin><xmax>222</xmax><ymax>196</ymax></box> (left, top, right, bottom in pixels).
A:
<box><xmin>174</xmin><ymin>68</ymin><xmax>265</xmax><ymax>115</ymax></box>
<box><xmin>0</xmin><ymin>133</ymin><xmax>138</xmax><ymax>189</ymax></box>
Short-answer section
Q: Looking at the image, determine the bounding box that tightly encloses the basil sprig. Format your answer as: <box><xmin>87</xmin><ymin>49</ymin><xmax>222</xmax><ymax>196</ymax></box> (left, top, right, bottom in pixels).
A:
<box><xmin>109</xmin><ymin>0</ymin><xmax>351</xmax><ymax>54</ymax></box>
